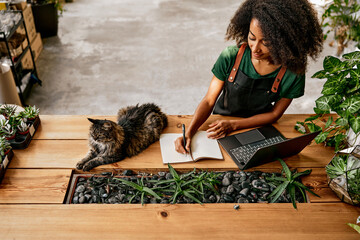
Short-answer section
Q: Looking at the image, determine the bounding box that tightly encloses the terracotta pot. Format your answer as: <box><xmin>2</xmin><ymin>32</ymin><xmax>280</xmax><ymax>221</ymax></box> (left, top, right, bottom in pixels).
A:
<box><xmin>5</xmin><ymin>134</ymin><xmax>15</xmax><ymax>140</ymax></box>
<box><xmin>18</xmin><ymin>129</ymin><xmax>29</xmax><ymax>135</ymax></box>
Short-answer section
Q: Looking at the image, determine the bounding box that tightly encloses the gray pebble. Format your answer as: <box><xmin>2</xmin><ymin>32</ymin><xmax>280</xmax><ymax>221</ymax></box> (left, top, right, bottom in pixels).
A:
<box><xmin>79</xmin><ymin>196</ymin><xmax>86</xmax><ymax>204</ymax></box>
<box><xmin>75</xmin><ymin>184</ymin><xmax>85</xmax><ymax>193</ymax></box>
<box><xmin>240</xmin><ymin>188</ymin><xmax>249</xmax><ymax>197</ymax></box>
<box><xmin>72</xmin><ymin>196</ymin><xmax>79</xmax><ymax>204</ymax></box>
<box><xmin>222</xmin><ymin>177</ymin><xmax>231</xmax><ymax>186</ymax></box>
<box><xmin>226</xmin><ymin>185</ymin><xmax>235</xmax><ymax>194</ymax></box>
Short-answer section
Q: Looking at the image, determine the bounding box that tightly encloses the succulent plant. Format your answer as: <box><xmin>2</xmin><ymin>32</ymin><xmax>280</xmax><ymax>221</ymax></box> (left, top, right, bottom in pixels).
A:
<box><xmin>0</xmin><ymin>117</ymin><xmax>16</xmax><ymax>138</ymax></box>
<box><xmin>0</xmin><ymin>136</ymin><xmax>11</xmax><ymax>158</ymax></box>
<box><xmin>17</xmin><ymin>118</ymin><xmax>29</xmax><ymax>133</ymax></box>
<box><xmin>0</xmin><ymin>104</ymin><xmax>17</xmax><ymax>118</ymax></box>
<box><xmin>22</xmin><ymin>105</ymin><xmax>40</xmax><ymax>119</ymax></box>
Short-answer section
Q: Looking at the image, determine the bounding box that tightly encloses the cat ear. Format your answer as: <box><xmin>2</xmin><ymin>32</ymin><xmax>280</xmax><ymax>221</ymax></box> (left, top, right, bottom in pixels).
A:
<box><xmin>88</xmin><ymin>118</ymin><xmax>99</xmax><ymax>124</ymax></box>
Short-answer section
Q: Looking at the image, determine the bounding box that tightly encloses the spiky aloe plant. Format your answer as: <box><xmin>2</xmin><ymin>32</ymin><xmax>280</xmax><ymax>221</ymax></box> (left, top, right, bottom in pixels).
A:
<box><xmin>116</xmin><ymin>176</ymin><xmax>161</xmax><ymax>205</ymax></box>
<box><xmin>266</xmin><ymin>158</ymin><xmax>320</xmax><ymax>209</ymax></box>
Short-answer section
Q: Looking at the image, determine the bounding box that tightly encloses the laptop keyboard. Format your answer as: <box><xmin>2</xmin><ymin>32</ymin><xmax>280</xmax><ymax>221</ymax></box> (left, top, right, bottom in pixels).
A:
<box><xmin>230</xmin><ymin>136</ymin><xmax>285</xmax><ymax>166</ymax></box>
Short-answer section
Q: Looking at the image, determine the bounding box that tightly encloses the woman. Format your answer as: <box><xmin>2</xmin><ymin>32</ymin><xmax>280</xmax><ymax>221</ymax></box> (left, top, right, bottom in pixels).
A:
<box><xmin>175</xmin><ymin>0</ymin><xmax>323</xmax><ymax>154</ymax></box>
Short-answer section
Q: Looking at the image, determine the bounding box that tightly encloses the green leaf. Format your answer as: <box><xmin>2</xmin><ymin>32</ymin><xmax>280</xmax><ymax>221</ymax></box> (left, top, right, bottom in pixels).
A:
<box><xmin>292</xmin><ymin>181</ymin><xmax>320</xmax><ymax>198</ymax></box>
<box><xmin>323</xmin><ymin>56</ymin><xmax>342</xmax><ymax>73</ymax></box>
<box><xmin>269</xmin><ymin>181</ymin><xmax>290</xmax><ymax>203</ymax></box>
<box><xmin>349</xmin><ymin>116</ymin><xmax>360</xmax><ymax>134</ymax></box>
<box><xmin>118</xmin><ymin>178</ymin><xmax>143</xmax><ymax>192</ymax></box>
<box><xmin>306</xmin><ymin>123</ymin><xmax>322</xmax><ymax>133</ymax></box>
<box><xmin>343</xmin><ymin>51</ymin><xmax>360</xmax><ymax>60</ymax></box>
<box><xmin>315</xmin><ymin>96</ymin><xmax>332</xmax><ymax>111</ymax></box>
<box><xmin>313</xmin><ymin>107</ymin><xmax>330</xmax><ymax>115</ymax></box>
<box><xmin>171</xmin><ymin>190</ymin><xmax>181</xmax><ymax>203</ymax></box>
<box><xmin>325</xmin><ymin>116</ymin><xmax>333</xmax><ymax>129</ymax></box>
<box><xmin>311</xmin><ymin>70</ymin><xmax>329</xmax><ymax>79</ymax></box>
<box><xmin>142</xmin><ymin>187</ymin><xmax>161</xmax><ymax>199</ymax></box>
<box><xmin>335</xmin><ymin>117</ymin><xmax>348</xmax><ymax>126</ymax></box>
<box><xmin>289</xmin><ymin>184</ymin><xmax>297</xmax><ymax>209</ymax></box>
<box><xmin>140</xmin><ymin>192</ymin><xmax>145</xmax><ymax>205</ymax></box>
<box><xmin>340</xmin><ymin>96</ymin><xmax>360</xmax><ymax>113</ymax></box>
<box><xmin>278</xmin><ymin>159</ymin><xmax>292</xmax><ymax>180</ymax></box>
<box><xmin>183</xmin><ymin>190</ymin><xmax>202</xmax><ymax>204</ymax></box>
<box><xmin>347</xmin><ymin>223</ymin><xmax>360</xmax><ymax>234</ymax></box>
<box><xmin>168</xmin><ymin>163</ymin><xmax>180</xmax><ymax>180</ymax></box>
<box><xmin>292</xmin><ymin>169</ymin><xmax>312</xmax><ymax>179</ymax></box>
<box><xmin>315</xmin><ymin>132</ymin><xmax>329</xmax><ymax>143</ymax></box>
<box><xmin>294</xmin><ymin>122</ymin><xmax>307</xmax><ymax>134</ymax></box>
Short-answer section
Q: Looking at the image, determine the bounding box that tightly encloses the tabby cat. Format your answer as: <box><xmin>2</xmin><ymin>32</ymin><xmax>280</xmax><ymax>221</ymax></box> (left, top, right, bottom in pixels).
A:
<box><xmin>76</xmin><ymin>103</ymin><xmax>167</xmax><ymax>171</ymax></box>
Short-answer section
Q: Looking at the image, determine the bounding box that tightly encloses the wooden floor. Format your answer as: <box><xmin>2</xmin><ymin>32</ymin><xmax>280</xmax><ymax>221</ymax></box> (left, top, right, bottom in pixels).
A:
<box><xmin>0</xmin><ymin>115</ymin><xmax>359</xmax><ymax>239</ymax></box>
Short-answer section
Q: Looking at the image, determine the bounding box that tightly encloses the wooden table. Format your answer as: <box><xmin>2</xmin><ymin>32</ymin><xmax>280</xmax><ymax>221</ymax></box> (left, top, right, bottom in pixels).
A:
<box><xmin>0</xmin><ymin>115</ymin><xmax>359</xmax><ymax>239</ymax></box>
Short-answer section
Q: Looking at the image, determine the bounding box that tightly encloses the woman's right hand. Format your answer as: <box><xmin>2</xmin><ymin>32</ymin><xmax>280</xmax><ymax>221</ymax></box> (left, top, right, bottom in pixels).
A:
<box><xmin>174</xmin><ymin>136</ymin><xmax>191</xmax><ymax>154</ymax></box>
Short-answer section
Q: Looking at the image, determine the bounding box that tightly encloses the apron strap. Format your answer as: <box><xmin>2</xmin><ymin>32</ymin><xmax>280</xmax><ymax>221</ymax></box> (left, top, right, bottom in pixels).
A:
<box><xmin>271</xmin><ymin>66</ymin><xmax>287</xmax><ymax>93</ymax></box>
<box><xmin>228</xmin><ymin>43</ymin><xmax>247</xmax><ymax>83</ymax></box>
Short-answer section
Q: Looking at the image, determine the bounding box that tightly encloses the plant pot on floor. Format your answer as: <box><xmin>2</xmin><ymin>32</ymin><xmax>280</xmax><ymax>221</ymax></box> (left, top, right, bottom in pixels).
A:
<box><xmin>326</xmin><ymin>145</ymin><xmax>360</xmax><ymax>206</ymax></box>
<box><xmin>31</xmin><ymin>3</ymin><xmax>58</xmax><ymax>38</ymax></box>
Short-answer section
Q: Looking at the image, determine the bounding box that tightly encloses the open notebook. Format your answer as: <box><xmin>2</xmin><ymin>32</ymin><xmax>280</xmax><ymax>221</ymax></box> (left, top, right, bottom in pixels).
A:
<box><xmin>159</xmin><ymin>131</ymin><xmax>223</xmax><ymax>164</ymax></box>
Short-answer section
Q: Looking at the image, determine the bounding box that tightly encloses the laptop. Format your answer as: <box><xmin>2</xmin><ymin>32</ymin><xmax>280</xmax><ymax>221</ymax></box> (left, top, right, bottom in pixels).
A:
<box><xmin>217</xmin><ymin>125</ymin><xmax>320</xmax><ymax>170</ymax></box>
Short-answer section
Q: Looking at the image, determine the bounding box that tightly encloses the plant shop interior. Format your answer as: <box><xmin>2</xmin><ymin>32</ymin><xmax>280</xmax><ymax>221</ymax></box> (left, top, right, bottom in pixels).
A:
<box><xmin>0</xmin><ymin>0</ymin><xmax>360</xmax><ymax>239</ymax></box>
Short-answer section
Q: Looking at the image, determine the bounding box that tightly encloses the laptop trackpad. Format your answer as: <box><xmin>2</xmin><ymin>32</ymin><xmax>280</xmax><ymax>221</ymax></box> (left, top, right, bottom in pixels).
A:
<box><xmin>235</xmin><ymin>129</ymin><xmax>265</xmax><ymax>145</ymax></box>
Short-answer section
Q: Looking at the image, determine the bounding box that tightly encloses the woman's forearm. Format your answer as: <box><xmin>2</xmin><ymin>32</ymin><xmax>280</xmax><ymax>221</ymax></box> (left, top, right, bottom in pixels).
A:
<box><xmin>186</xmin><ymin>99</ymin><xmax>215</xmax><ymax>137</ymax></box>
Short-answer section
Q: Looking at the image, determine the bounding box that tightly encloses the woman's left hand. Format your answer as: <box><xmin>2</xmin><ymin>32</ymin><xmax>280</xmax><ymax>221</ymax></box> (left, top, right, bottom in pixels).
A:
<box><xmin>206</xmin><ymin>120</ymin><xmax>234</xmax><ymax>139</ymax></box>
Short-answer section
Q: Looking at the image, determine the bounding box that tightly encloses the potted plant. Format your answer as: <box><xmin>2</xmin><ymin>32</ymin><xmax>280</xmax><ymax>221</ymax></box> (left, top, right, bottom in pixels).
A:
<box><xmin>0</xmin><ymin>136</ymin><xmax>12</xmax><ymax>162</ymax></box>
<box><xmin>295</xmin><ymin>51</ymin><xmax>360</xmax><ymax>151</ymax></box>
<box><xmin>0</xmin><ymin>104</ymin><xmax>17</xmax><ymax>119</ymax></box>
<box><xmin>325</xmin><ymin>146</ymin><xmax>360</xmax><ymax>206</ymax></box>
<box><xmin>31</xmin><ymin>0</ymin><xmax>64</xmax><ymax>38</ymax></box>
<box><xmin>321</xmin><ymin>0</ymin><xmax>360</xmax><ymax>56</ymax></box>
<box><xmin>0</xmin><ymin>116</ymin><xmax>17</xmax><ymax>140</ymax></box>
<box><xmin>22</xmin><ymin>105</ymin><xmax>40</xmax><ymax>121</ymax></box>
<box><xmin>16</xmin><ymin>118</ymin><xmax>30</xmax><ymax>135</ymax></box>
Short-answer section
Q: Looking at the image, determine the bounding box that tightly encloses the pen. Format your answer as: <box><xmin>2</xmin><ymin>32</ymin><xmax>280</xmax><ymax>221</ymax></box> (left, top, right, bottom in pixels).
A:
<box><xmin>182</xmin><ymin>124</ymin><xmax>187</xmax><ymax>153</ymax></box>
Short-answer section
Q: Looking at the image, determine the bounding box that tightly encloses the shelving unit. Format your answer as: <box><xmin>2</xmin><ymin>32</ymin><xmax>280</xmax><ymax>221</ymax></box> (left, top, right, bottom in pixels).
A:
<box><xmin>0</xmin><ymin>10</ymin><xmax>41</xmax><ymax>106</ymax></box>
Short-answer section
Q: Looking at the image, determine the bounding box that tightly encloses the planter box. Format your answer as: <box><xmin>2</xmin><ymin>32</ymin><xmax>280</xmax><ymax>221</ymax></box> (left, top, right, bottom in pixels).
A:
<box><xmin>7</xmin><ymin>116</ymin><xmax>40</xmax><ymax>149</ymax></box>
<box><xmin>0</xmin><ymin>149</ymin><xmax>14</xmax><ymax>184</ymax></box>
<box><xmin>64</xmin><ymin>170</ymin><xmax>310</xmax><ymax>205</ymax></box>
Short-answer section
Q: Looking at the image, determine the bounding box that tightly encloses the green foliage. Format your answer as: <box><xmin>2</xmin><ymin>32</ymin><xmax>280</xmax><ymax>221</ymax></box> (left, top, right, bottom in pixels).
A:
<box><xmin>0</xmin><ymin>136</ymin><xmax>11</xmax><ymax>158</ymax></box>
<box><xmin>325</xmin><ymin>154</ymin><xmax>349</xmax><ymax>179</ymax></box>
<box><xmin>22</xmin><ymin>105</ymin><xmax>40</xmax><ymax>119</ymax></box>
<box><xmin>266</xmin><ymin>159</ymin><xmax>319</xmax><ymax>209</ymax></box>
<box><xmin>117</xmin><ymin>176</ymin><xmax>161</xmax><ymax>205</ymax></box>
<box><xmin>295</xmin><ymin>51</ymin><xmax>360</xmax><ymax>151</ymax></box>
<box><xmin>347</xmin><ymin>216</ymin><xmax>360</xmax><ymax>234</ymax></box>
<box><xmin>153</xmin><ymin>164</ymin><xmax>221</xmax><ymax>204</ymax></box>
<box><xmin>321</xmin><ymin>0</ymin><xmax>360</xmax><ymax>56</ymax></box>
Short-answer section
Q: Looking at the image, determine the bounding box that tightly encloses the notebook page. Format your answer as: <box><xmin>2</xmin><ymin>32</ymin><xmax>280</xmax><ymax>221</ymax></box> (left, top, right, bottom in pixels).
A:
<box><xmin>191</xmin><ymin>131</ymin><xmax>223</xmax><ymax>161</ymax></box>
<box><xmin>159</xmin><ymin>133</ymin><xmax>193</xmax><ymax>164</ymax></box>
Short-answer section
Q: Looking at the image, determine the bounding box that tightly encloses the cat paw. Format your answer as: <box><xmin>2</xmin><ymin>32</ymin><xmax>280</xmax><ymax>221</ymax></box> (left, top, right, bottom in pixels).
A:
<box><xmin>76</xmin><ymin>162</ymin><xmax>84</xmax><ymax>170</ymax></box>
<box><xmin>81</xmin><ymin>162</ymin><xmax>95</xmax><ymax>172</ymax></box>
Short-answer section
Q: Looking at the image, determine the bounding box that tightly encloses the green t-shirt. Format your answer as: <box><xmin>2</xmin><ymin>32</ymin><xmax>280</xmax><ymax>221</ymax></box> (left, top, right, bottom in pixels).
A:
<box><xmin>211</xmin><ymin>45</ymin><xmax>305</xmax><ymax>99</ymax></box>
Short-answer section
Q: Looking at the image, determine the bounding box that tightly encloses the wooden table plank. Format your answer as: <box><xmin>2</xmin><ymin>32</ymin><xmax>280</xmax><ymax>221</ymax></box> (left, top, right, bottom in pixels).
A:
<box><xmin>0</xmin><ymin>169</ymin><xmax>72</xmax><ymax>204</ymax></box>
<box><xmin>11</xmin><ymin>139</ymin><xmax>334</xmax><ymax>170</ymax></box>
<box><xmin>34</xmin><ymin>114</ymin><xmax>319</xmax><ymax>140</ymax></box>
<box><xmin>0</xmin><ymin>203</ymin><xmax>358</xmax><ymax>240</ymax></box>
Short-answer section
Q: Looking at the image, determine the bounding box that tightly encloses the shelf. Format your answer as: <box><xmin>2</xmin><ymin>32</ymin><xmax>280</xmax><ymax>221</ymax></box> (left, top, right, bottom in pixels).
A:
<box><xmin>0</xmin><ymin>11</ymin><xmax>23</xmax><ymax>41</ymax></box>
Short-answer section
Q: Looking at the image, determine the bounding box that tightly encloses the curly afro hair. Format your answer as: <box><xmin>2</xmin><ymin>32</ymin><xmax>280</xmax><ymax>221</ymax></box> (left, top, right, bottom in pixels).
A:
<box><xmin>225</xmin><ymin>0</ymin><xmax>323</xmax><ymax>74</ymax></box>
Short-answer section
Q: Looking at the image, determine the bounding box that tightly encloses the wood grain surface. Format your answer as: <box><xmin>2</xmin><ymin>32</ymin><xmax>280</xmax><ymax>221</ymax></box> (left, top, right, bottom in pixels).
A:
<box><xmin>1</xmin><ymin>114</ymin><xmax>358</xmax><ymax>240</ymax></box>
